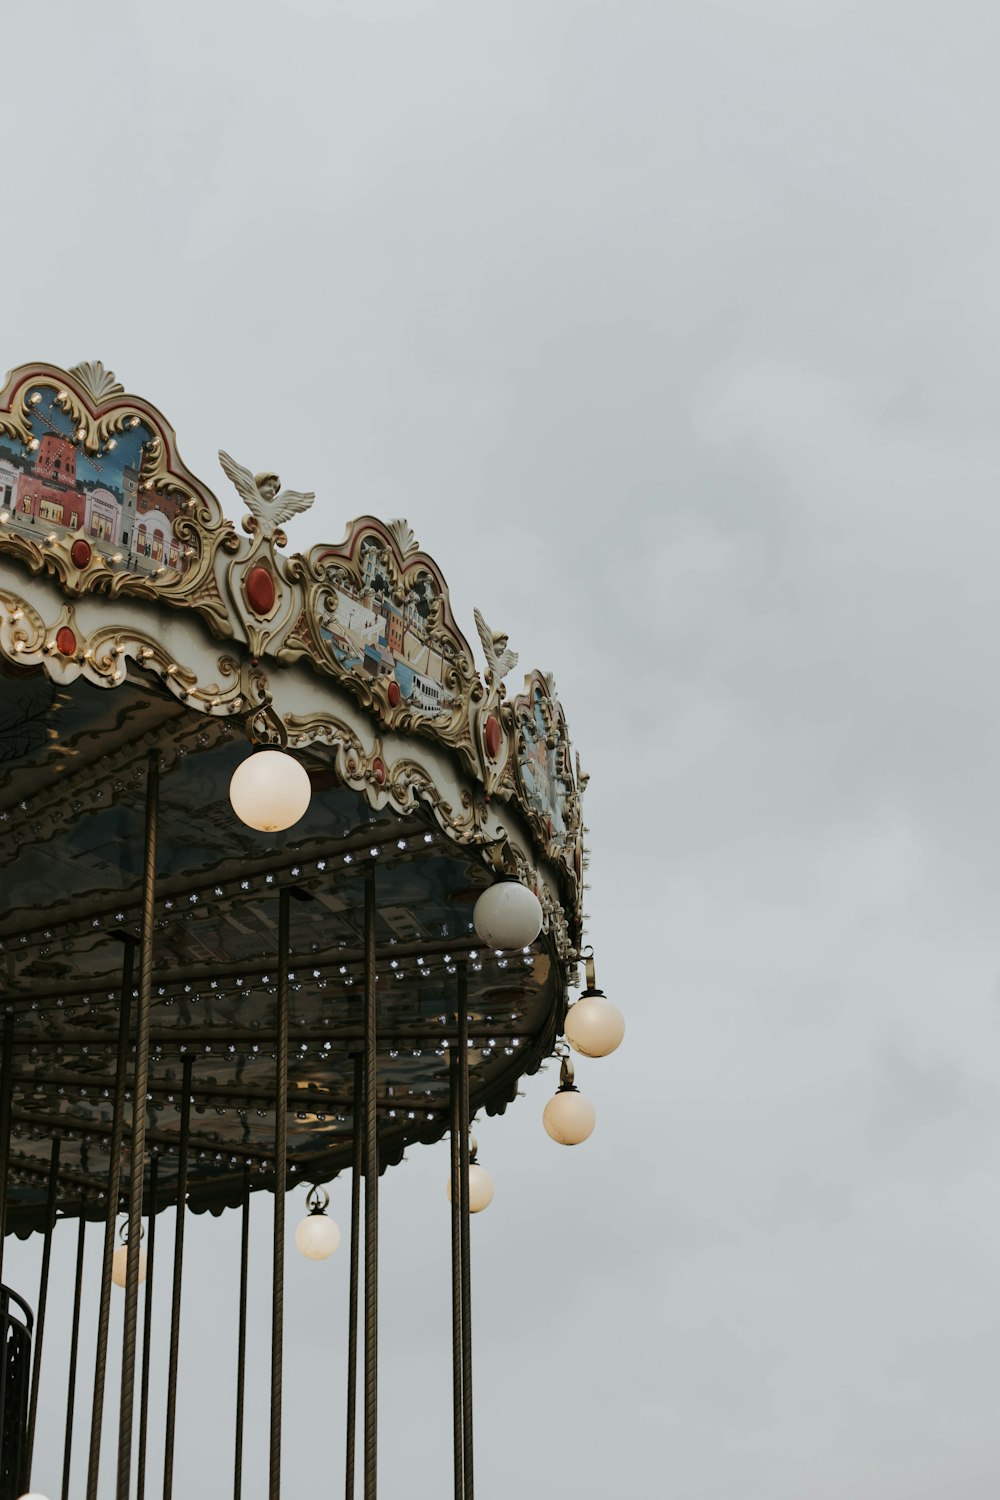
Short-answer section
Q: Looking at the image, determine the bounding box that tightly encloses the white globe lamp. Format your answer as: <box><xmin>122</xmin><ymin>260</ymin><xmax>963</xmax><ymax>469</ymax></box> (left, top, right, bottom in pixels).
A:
<box><xmin>229</xmin><ymin>749</ymin><xmax>312</xmax><ymax>833</ymax></box>
<box><xmin>564</xmin><ymin>949</ymin><xmax>624</xmax><ymax>1057</ymax></box>
<box><xmin>543</xmin><ymin>1056</ymin><xmax>596</xmax><ymax>1145</ymax></box>
<box><xmin>295</xmin><ymin>1187</ymin><xmax>341</xmax><ymax>1260</ymax></box>
<box><xmin>111</xmin><ymin>1243</ymin><xmax>147</xmax><ymax>1288</ymax></box>
<box><xmin>473</xmin><ymin>877</ymin><xmax>542</xmax><ymax>950</ymax></box>
<box><xmin>446</xmin><ymin>1161</ymin><xmax>495</xmax><ymax>1213</ymax></box>
<box><xmin>564</xmin><ymin>992</ymin><xmax>624</xmax><ymax>1058</ymax></box>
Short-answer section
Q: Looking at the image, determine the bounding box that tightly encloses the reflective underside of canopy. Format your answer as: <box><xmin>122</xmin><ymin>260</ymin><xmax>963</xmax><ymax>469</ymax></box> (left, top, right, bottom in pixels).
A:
<box><xmin>0</xmin><ymin>663</ymin><xmax>561</xmax><ymax>1234</ymax></box>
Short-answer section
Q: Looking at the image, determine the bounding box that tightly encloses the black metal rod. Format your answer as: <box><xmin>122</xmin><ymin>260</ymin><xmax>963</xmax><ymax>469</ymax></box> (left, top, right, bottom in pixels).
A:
<box><xmin>162</xmin><ymin>1055</ymin><xmax>193</xmax><ymax>1500</ymax></box>
<box><xmin>269</xmin><ymin>886</ymin><xmax>291</xmax><ymax>1500</ymax></box>
<box><xmin>117</xmin><ymin>749</ymin><xmax>160</xmax><ymax>1499</ymax></box>
<box><xmin>137</xmin><ymin>1154</ymin><xmax>159</xmax><ymax>1500</ymax></box>
<box><xmin>0</xmin><ymin>1014</ymin><xmax>14</xmax><ymax>1286</ymax></box>
<box><xmin>449</xmin><ymin>1050</ymin><xmax>464</xmax><ymax>1500</ymax></box>
<box><xmin>458</xmin><ymin>964</ymin><xmax>474</xmax><ymax>1500</ymax></box>
<box><xmin>363</xmin><ymin>865</ymin><xmax>378</xmax><ymax>1500</ymax></box>
<box><xmin>25</xmin><ymin>1132</ymin><xmax>61</xmax><ymax>1480</ymax></box>
<box><xmin>0</xmin><ymin>1013</ymin><xmax>12</xmax><ymax>1465</ymax></box>
<box><xmin>345</xmin><ymin>1050</ymin><xmax>363</xmax><ymax>1500</ymax></box>
<box><xmin>234</xmin><ymin>1161</ymin><xmax>250</xmax><ymax>1500</ymax></box>
<box><xmin>87</xmin><ymin>938</ymin><xmax>136</xmax><ymax>1500</ymax></box>
<box><xmin>61</xmin><ymin>1212</ymin><xmax>88</xmax><ymax>1500</ymax></box>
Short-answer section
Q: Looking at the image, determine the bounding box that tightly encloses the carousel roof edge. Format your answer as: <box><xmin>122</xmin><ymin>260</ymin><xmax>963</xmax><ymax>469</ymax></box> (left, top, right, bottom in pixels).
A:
<box><xmin>0</xmin><ymin>360</ymin><xmax>589</xmax><ymax>940</ymax></box>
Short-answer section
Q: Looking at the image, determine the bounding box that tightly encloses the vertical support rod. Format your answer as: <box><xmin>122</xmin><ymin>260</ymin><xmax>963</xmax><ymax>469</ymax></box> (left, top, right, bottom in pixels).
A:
<box><xmin>0</xmin><ymin>1014</ymin><xmax>14</xmax><ymax>1289</ymax></box>
<box><xmin>363</xmin><ymin>865</ymin><xmax>378</xmax><ymax>1500</ymax></box>
<box><xmin>234</xmin><ymin>1162</ymin><xmax>250</xmax><ymax>1500</ymax></box>
<box><xmin>61</xmin><ymin>1212</ymin><xmax>88</xmax><ymax>1500</ymax></box>
<box><xmin>345</xmin><ymin>1050</ymin><xmax>363</xmax><ymax>1500</ymax></box>
<box><xmin>457</xmin><ymin>963</ymin><xmax>475</xmax><ymax>1500</ymax></box>
<box><xmin>87</xmin><ymin>937</ymin><xmax>136</xmax><ymax>1500</ymax></box>
<box><xmin>162</xmin><ymin>1055</ymin><xmax>193</xmax><ymax>1500</ymax></box>
<box><xmin>0</xmin><ymin>1014</ymin><xmax>12</xmax><ymax>1452</ymax></box>
<box><xmin>449</xmin><ymin>1050</ymin><xmax>464</xmax><ymax>1500</ymax></box>
<box><xmin>25</xmin><ymin>1132</ymin><xmax>61</xmax><ymax>1481</ymax></box>
<box><xmin>269</xmin><ymin>886</ymin><xmax>291</xmax><ymax>1500</ymax></box>
<box><xmin>137</xmin><ymin>1154</ymin><xmax>159</xmax><ymax>1500</ymax></box>
<box><xmin>117</xmin><ymin>747</ymin><xmax>160</xmax><ymax>1500</ymax></box>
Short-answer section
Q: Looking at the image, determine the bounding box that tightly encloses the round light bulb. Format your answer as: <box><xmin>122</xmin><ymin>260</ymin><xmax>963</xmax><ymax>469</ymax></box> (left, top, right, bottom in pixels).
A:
<box><xmin>19</xmin><ymin>1493</ymin><xmax>53</xmax><ymax>1499</ymax></box>
<box><xmin>472</xmin><ymin>880</ymin><xmax>542</xmax><ymax>950</ymax></box>
<box><xmin>564</xmin><ymin>992</ymin><xmax>625</xmax><ymax>1058</ymax></box>
<box><xmin>295</xmin><ymin>1211</ymin><xmax>341</xmax><ymax>1261</ymax></box>
<box><xmin>445</xmin><ymin>1163</ymin><xmax>495</xmax><ymax>1213</ymax></box>
<box><xmin>111</xmin><ymin>1244</ymin><xmax>147</xmax><ymax>1288</ymax></box>
<box><xmin>229</xmin><ymin>750</ymin><xmax>312</xmax><ymax>833</ymax></box>
<box><xmin>543</xmin><ymin>1089</ymin><xmax>596</xmax><ymax>1146</ymax></box>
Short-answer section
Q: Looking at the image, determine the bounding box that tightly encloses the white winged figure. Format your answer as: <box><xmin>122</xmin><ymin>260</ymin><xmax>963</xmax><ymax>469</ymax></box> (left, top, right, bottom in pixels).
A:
<box><xmin>218</xmin><ymin>450</ymin><xmax>315</xmax><ymax>540</ymax></box>
<box><xmin>474</xmin><ymin>607</ymin><xmax>519</xmax><ymax>689</ymax></box>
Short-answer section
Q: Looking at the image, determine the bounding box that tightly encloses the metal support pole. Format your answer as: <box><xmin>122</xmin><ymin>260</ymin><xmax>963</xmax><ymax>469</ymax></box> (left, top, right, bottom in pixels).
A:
<box><xmin>234</xmin><ymin>1162</ymin><xmax>250</xmax><ymax>1500</ymax></box>
<box><xmin>162</xmin><ymin>1055</ymin><xmax>193</xmax><ymax>1500</ymax></box>
<box><xmin>87</xmin><ymin>938</ymin><xmax>136</xmax><ymax>1500</ymax></box>
<box><xmin>118</xmin><ymin>749</ymin><xmax>160</xmax><ymax>1500</ymax></box>
<box><xmin>0</xmin><ymin>1013</ymin><xmax>12</xmax><ymax>1456</ymax></box>
<box><xmin>457</xmin><ymin>963</ymin><xmax>475</xmax><ymax>1500</ymax></box>
<box><xmin>269</xmin><ymin>886</ymin><xmax>291</xmax><ymax>1500</ymax></box>
<box><xmin>25</xmin><ymin>1132</ymin><xmax>61</xmax><ymax>1481</ymax></box>
<box><xmin>449</xmin><ymin>1050</ymin><xmax>464</xmax><ymax>1500</ymax></box>
<box><xmin>0</xmin><ymin>1014</ymin><xmax>14</xmax><ymax>1288</ymax></box>
<box><xmin>363</xmin><ymin>866</ymin><xmax>378</xmax><ymax>1500</ymax></box>
<box><xmin>345</xmin><ymin>1051</ymin><xmax>363</xmax><ymax>1500</ymax></box>
<box><xmin>61</xmin><ymin>1212</ymin><xmax>87</xmax><ymax>1500</ymax></box>
<box><xmin>137</xmin><ymin>1154</ymin><xmax>159</xmax><ymax>1500</ymax></box>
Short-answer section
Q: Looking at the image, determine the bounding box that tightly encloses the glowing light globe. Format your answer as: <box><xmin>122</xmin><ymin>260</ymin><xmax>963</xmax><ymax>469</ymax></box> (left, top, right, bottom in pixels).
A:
<box><xmin>472</xmin><ymin>879</ymin><xmax>542</xmax><ymax>950</ymax></box>
<box><xmin>564</xmin><ymin>991</ymin><xmax>625</xmax><ymax>1058</ymax></box>
<box><xmin>111</xmin><ymin>1245</ymin><xmax>147</xmax><ymax>1288</ymax></box>
<box><xmin>445</xmin><ymin>1163</ymin><xmax>495</xmax><ymax>1213</ymax></box>
<box><xmin>543</xmin><ymin>1089</ymin><xmax>595</xmax><ymax>1146</ymax></box>
<box><xmin>229</xmin><ymin>750</ymin><xmax>312</xmax><ymax>833</ymax></box>
<box><xmin>295</xmin><ymin>1211</ymin><xmax>341</xmax><ymax>1261</ymax></box>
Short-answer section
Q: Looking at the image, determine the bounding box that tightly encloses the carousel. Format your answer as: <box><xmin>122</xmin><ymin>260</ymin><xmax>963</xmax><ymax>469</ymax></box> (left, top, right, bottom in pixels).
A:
<box><xmin>0</xmin><ymin>360</ymin><xmax>623</xmax><ymax>1499</ymax></box>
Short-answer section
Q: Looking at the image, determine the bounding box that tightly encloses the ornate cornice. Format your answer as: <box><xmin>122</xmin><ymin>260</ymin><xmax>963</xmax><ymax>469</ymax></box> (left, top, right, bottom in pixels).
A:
<box><xmin>0</xmin><ymin>359</ymin><xmax>586</xmax><ymax>944</ymax></box>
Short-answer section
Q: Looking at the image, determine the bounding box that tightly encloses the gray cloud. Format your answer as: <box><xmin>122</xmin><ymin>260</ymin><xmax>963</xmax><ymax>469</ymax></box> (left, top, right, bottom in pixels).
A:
<box><xmin>4</xmin><ymin>1</ymin><xmax>1000</xmax><ymax>1495</ymax></box>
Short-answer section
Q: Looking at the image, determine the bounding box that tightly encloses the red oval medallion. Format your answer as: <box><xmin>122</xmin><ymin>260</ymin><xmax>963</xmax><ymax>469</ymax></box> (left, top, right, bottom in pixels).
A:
<box><xmin>245</xmin><ymin>565</ymin><xmax>276</xmax><ymax>616</ymax></box>
<box><xmin>55</xmin><ymin>627</ymin><xmax>77</xmax><ymax>657</ymax></box>
<box><xmin>372</xmin><ymin>757</ymin><xmax>386</xmax><ymax>786</ymax></box>
<box><xmin>387</xmin><ymin>681</ymin><xmax>401</xmax><ymax>708</ymax></box>
<box><xmin>70</xmin><ymin>539</ymin><xmax>92</xmax><ymax>569</ymax></box>
<box><xmin>484</xmin><ymin>714</ymin><xmax>502</xmax><ymax>759</ymax></box>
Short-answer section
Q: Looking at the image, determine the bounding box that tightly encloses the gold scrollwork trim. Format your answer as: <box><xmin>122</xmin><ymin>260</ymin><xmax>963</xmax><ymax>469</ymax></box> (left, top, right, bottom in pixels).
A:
<box><xmin>0</xmin><ymin>363</ymin><xmax>238</xmax><ymax>636</ymax></box>
<box><xmin>285</xmin><ymin>517</ymin><xmax>481</xmax><ymax>772</ymax></box>
<box><xmin>284</xmin><ymin>711</ymin><xmax>487</xmax><ymax>847</ymax></box>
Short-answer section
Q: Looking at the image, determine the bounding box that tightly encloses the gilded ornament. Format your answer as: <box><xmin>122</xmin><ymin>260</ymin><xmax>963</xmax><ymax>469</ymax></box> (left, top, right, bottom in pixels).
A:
<box><xmin>218</xmin><ymin>451</ymin><xmax>315</xmax><ymax>541</ymax></box>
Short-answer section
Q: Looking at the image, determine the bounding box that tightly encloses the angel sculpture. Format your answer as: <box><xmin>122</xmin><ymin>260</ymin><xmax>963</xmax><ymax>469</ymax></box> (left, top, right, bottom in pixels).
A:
<box><xmin>218</xmin><ymin>450</ymin><xmax>315</xmax><ymax>541</ymax></box>
<box><xmin>474</xmin><ymin>607</ymin><xmax>519</xmax><ymax>691</ymax></box>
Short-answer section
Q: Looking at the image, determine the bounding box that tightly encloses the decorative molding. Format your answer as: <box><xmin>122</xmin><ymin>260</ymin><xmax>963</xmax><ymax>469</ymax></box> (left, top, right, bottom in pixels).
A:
<box><xmin>67</xmin><ymin>360</ymin><xmax>125</xmax><ymax>404</ymax></box>
<box><xmin>0</xmin><ymin>360</ymin><xmax>587</xmax><ymax>937</ymax></box>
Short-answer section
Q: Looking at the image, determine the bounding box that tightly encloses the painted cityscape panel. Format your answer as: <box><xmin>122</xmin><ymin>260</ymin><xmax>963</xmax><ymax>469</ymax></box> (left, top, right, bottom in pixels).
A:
<box><xmin>519</xmin><ymin>683</ymin><xmax>573</xmax><ymax>845</ymax></box>
<box><xmin>0</xmin><ymin>386</ymin><xmax>191</xmax><ymax>574</ymax></box>
<box><xmin>319</xmin><ymin>539</ymin><xmax>456</xmax><ymax>720</ymax></box>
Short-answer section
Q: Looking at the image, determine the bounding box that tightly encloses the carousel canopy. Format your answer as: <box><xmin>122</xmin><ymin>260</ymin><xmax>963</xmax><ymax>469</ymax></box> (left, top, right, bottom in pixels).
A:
<box><xmin>0</xmin><ymin>360</ymin><xmax>588</xmax><ymax>1233</ymax></box>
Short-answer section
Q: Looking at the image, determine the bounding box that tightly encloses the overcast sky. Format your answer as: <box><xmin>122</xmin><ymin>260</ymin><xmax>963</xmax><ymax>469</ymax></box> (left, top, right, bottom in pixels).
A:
<box><xmin>5</xmin><ymin>1</ymin><xmax>1000</xmax><ymax>1495</ymax></box>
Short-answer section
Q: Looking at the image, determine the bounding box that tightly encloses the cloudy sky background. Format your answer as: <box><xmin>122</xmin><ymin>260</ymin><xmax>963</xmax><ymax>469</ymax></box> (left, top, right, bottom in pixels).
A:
<box><xmin>5</xmin><ymin>1</ymin><xmax>1000</xmax><ymax>1495</ymax></box>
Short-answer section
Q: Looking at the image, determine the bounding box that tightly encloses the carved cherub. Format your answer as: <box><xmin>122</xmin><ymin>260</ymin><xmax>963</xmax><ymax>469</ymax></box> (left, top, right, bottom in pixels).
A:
<box><xmin>474</xmin><ymin>608</ymin><xmax>518</xmax><ymax>689</ymax></box>
<box><xmin>218</xmin><ymin>450</ymin><xmax>315</xmax><ymax>540</ymax></box>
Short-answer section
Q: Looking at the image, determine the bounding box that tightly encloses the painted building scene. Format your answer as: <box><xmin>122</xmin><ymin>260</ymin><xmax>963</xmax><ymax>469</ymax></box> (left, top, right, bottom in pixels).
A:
<box><xmin>0</xmin><ymin>386</ymin><xmax>191</xmax><ymax>574</ymax></box>
<box><xmin>518</xmin><ymin>683</ymin><xmax>575</xmax><ymax>851</ymax></box>
<box><xmin>319</xmin><ymin>539</ymin><xmax>455</xmax><ymax>718</ymax></box>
